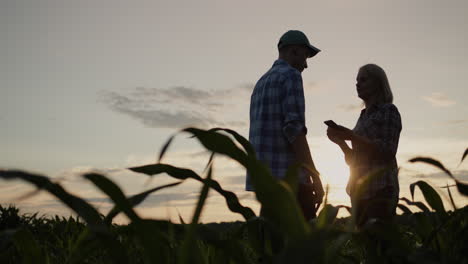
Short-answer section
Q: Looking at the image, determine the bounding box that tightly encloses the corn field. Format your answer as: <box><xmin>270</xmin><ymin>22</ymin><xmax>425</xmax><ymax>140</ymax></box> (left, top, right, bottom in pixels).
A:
<box><xmin>1</xmin><ymin>127</ymin><xmax>467</xmax><ymax>264</ymax></box>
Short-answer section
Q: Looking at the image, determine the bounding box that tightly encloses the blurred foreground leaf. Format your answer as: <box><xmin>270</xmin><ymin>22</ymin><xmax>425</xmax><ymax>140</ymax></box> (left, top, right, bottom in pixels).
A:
<box><xmin>400</xmin><ymin>197</ymin><xmax>430</xmax><ymax>213</ymax></box>
<box><xmin>105</xmin><ymin>181</ymin><xmax>182</xmax><ymax>223</ymax></box>
<box><xmin>12</xmin><ymin>228</ymin><xmax>48</xmax><ymax>264</ymax></box>
<box><xmin>409</xmin><ymin>157</ymin><xmax>452</xmax><ymax>177</ymax></box>
<box><xmin>178</xmin><ymin>166</ymin><xmax>212</xmax><ymax>264</ymax></box>
<box><xmin>84</xmin><ymin>173</ymin><xmax>170</xmax><ymax>263</ymax></box>
<box><xmin>0</xmin><ymin>170</ymin><xmax>128</xmax><ymax>263</ymax></box>
<box><xmin>410</xmin><ymin>181</ymin><xmax>446</xmax><ymax>216</ymax></box>
<box><xmin>409</xmin><ymin>156</ymin><xmax>468</xmax><ymax>196</ymax></box>
<box><xmin>460</xmin><ymin>148</ymin><xmax>468</xmax><ymax>165</ymax></box>
<box><xmin>130</xmin><ymin>163</ymin><xmax>256</xmax><ymax>221</ymax></box>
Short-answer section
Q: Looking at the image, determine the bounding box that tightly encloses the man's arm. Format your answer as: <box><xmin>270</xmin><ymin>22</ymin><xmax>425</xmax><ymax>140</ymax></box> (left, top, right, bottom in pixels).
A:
<box><xmin>291</xmin><ymin>132</ymin><xmax>324</xmax><ymax>201</ymax></box>
<box><xmin>291</xmin><ymin>132</ymin><xmax>319</xmax><ymax>180</ymax></box>
<box><xmin>280</xmin><ymin>70</ymin><xmax>323</xmax><ymax>200</ymax></box>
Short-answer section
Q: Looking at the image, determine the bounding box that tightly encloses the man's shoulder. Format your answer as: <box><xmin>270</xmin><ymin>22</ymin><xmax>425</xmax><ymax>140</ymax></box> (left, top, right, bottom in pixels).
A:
<box><xmin>272</xmin><ymin>60</ymin><xmax>301</xmax><ymax>77</ymax></box>
<box><xmin>261</xmin><ymin>60</ymin><xmax>301</xmax><ymax>81</ymax></box>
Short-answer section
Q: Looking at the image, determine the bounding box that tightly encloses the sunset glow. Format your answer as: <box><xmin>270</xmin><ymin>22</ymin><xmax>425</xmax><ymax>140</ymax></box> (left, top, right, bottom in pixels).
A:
<box><xmin>2</xmin><ymin>0</ymin><xmax>467</xmax><ymax>223</ymax></box>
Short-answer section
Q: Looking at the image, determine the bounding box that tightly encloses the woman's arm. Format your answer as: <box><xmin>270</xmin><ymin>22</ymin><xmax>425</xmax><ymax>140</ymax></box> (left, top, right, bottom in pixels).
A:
<box><xmin>349</xmin><ymin>133</ymin><xmax>376</xmax><ymax>153</ymax></box>
<box><xmin>333</xmin><ymin>105</ymin><xmax>402</xmax><ymax>160</ymax></box>
<box><xmin>327</xmin><ymin>127</ymin><xmax>354</xmax><ymax>165</ymax></box>
<box><xmin>337</xmin><ymin>140</ymin><xmax>356</xmax><ymax>166</ymax></box>
<box><xmin>330</xmin><ymin>125</ymin><xmax>380</xmax><ymax>159</ymax></box>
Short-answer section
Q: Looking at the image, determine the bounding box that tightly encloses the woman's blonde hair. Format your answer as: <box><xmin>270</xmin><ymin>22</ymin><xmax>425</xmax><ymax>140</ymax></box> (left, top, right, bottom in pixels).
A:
<box><xmin>359</xmin><ymin>64</ymin><xmax>393</xmax><ymax>104</ymax></box>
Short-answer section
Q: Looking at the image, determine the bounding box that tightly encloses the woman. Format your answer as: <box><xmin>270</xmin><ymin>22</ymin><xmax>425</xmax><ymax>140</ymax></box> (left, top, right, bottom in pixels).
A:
<box><xmin>327</xmin><ymin>64</ymin><xmax>402</xmax><ymax>226</ymax></box>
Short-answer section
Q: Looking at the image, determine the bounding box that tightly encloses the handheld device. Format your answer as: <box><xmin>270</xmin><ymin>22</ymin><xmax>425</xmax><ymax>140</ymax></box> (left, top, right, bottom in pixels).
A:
<box><xmin>324</xmin><ymin>120</ymin><xmax>339</xmax><ymax>129</ymax></box>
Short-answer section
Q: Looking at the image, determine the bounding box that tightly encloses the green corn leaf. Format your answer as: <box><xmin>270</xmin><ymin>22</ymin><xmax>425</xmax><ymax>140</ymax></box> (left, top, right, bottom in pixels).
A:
<box><xmin>140</xmin><ymin>128</ymin><xmax>309</xmax><ymax>240</ymax></box>
<box><xmin>185</xmin><ymin>127</ymin><xmax>310</xmax><ymax>239</ymax></box>
<box><xmin>195</xmin><ymin>224</ymin><xmax>254</xmax><ymax>264</ymax></box>
<box><xmin>105</xmin><ymin>181</ymin><xmax>182</xmax><ymax>223</ymax></box>
<box><xmin>177</xmin><ymin>210</ymin><xmax>186</xmax><ymax>224</ymax></box>
<box><xmin>202</xmin><ymin>175</ymin><xmax>256</xmax><ymax>220</ymax></box>
<box><xmin>317</xmin><ymin>204</ymin><xmax>340</xmax><ymax>229</ymax></box>
<box><xmin>316</xmin><ymin>184</ymin><xmax>329</xmax><ymax>228</ymax></box>
<box><xmin>409</xmin><ymin>157</ymin><xmax>453</xmax><ymax>177</ymax></box>
<box><xmin>182</xmin><ymin>127</ymin><xmax>248</xmax><ymax>166</ymax></box>
<box><xmin>130</xmin><ymin>163</ymin><xmax>203</xmax><ymax>181</ymax></box>
<box><xmin>282</xmin><ymin>163</ymin><xmax>301</xmax><ymax>195</ymax></box>
<box><xmin>410</xmin><ymin>181</ymin><xmax>446</xmax><ymax>215</ymax></box>
<box><xmin>178</xmin><ymin>166</ymin><xmax>212</xmax><ymax>264</ymax></box>
<box><xmin>400</xmin><ymin>197</ymin><xmax>430</xmax><ymax>213</ymax></box>
<box><xmin>209</xmin><ymin>127</ymin><xmax>256</xmax><ymax>157</ymax></box>
<box><xmin>193</xmin><ymin>128</ymin><xmax>310</xmax><ymax>238</ymax></box>
<box><xmin>409</xmin><ymin>156</ymin><xmax>468</xmax><ymax>196</ymax></box>
<box><xmin>454</xmin><ymin>180</ymin><xmax>468</xmax><ymax>196</ymax></box>
<box><xmin>130</xmin><ymin>163</ymin><xmax>256</xmax><ymax>221</ymax></box>
<box><xmin>246</xmin><ymin>159</ymin><xmax>310</xmax><ymax>240</ymax></box>
<box><xmin>422</xmin><ymin>206</ymin><xmax>468</xmax><ymax>248</ymax></box>
<box><xmin>67</xmin><ymin>229</ymin><xmax>95</xmax><ymax>264</ymax></box>
<box><xmin>397</xmin><ymin>203</ymin><xmax>413</xmax><ymax>214</ymax></box>
<box><xmin>0</xmin><ymin>170</ymin><xmax>128</xmax><ymax>263</ymax></box>
<box><xmin>0</xmin><ymin>171</ymin><xmax>104</xmax><ymax>230</ymax></box>
<box><xmin>460</xmin><ymin>148</ymin><xmax>468</xmax><ymax>165</ymax></box>
<box><xmin>84</xmin><ymin>173</ymin><xmax>169</xmax><ymax>263</ymax></box>
<box><xmin>12</xmin><ymin>228</ymin><xmax>48</xmax><ymax>264</ymax></box>
<box><xmin>192</xmin><ymin>166</ymin><xmax>211</xmax><ymax>225</ymax></box>
<box><xmin>203</xmin><ymin>152</ymin><xmax>215</xmax><ymax>173</ymax></box>
<box><xmin>158</xmin><ymin>134</ymin><xmax>176</xmax><ymax>162</ymax></box>
<box><xmin>236</xmin><ymin>218</ymin><xmax>266</xmax><ymax>258</ymax></box>
<box><xmin>445</xmin><ymin>183</ymin><xmax>457</xmax><ymax>210</ymax></box>
<box><xmin>84</xmin><ymin>173</ymin><xmax>140</xmax><ymax>222</ymax></box>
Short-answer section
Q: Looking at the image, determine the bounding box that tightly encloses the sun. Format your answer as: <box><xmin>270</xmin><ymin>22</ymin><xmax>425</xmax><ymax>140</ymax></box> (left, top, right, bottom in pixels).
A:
<box><xmin>312</xmin><ymin>138</ymin><xmax>351</xmax><ymax>206</ymax></box>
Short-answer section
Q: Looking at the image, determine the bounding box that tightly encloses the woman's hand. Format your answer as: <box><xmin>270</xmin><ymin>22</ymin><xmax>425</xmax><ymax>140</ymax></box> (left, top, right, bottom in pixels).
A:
<box><xmin>326</xmin><ymin>127</ymin><xmax>344</xmax><ymax>145</ymax></box>
<box><xmin>327</xmin><ymin>126</ymin><xmax>355</xmax><ymax>166</ymax></box>
<box><xmin>327</xmin><ymin>125</ymin><xmax>354</xmax><ymax>143</ymax></box>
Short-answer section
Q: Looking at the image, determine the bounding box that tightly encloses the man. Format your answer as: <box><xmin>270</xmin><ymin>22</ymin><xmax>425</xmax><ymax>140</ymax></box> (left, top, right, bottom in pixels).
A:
<box><xmin>246</xmin><ymin>30</ymin><xmax>324</xmax><ymax>220</ymax></box>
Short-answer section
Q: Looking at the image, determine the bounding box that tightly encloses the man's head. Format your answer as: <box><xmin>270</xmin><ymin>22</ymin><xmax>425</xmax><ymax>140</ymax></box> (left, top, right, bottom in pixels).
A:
<box><xmin>277</xmin><ymin>30</ymin><xmax>320</xmax><ymax>73</ymax></box>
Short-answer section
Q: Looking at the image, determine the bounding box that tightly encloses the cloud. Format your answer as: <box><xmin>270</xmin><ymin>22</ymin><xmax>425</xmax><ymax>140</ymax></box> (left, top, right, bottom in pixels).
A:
<box><xmin>80</xmin><ymin>192</ymin><xmax>196</xmax><ymax>208</ymax></box>
<box><xmin>443</xmin><ymin>119</ymin><xmax>468</xmax><ymax>125</ymax></box>
<box><xmin>422</xmin><ymin>92</ymin><xmax>456</xmax><ymax>107</ymax></box>
<box><xmin>304</xmin><ymin>82</ymin><xmax>320</xmax><ymax>91</ymax></box>
<box><xmin>100</xmin><ymin>85</ymin><xmax>250</xmax><ymax>129</ymax></box>
<box><xmin>119</xmin><ymin>108</ymin><xmax>216</xmax><ymax>128</ymax></box>
<box><xmin>238</xmin><ymin>83</ymin><xmax>255</xmax><ymax>92</ymax></box>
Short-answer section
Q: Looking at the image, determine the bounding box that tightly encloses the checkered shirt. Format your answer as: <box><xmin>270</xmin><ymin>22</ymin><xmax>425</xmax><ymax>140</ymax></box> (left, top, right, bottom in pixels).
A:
<box><xmin>348</xmin><ymin>103</ymin><xmax>402</xmax><ymax>200</ymax></box>
<box><xmin>246</xmin><ymin>59</ymin><xmax>308</xmax><ymax>191</ymax></box>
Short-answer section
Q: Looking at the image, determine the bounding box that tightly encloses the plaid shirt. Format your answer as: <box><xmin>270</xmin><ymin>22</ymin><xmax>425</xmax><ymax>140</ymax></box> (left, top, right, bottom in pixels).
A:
<box><xmin>246</xmin><ymin>59</ymin><xmax>307</xmax><ymax>191</ymax></box>
<box><xmin>347</xmin><ymin>103</ymin><xmax>402</xmax><ymax>200</ymax></box>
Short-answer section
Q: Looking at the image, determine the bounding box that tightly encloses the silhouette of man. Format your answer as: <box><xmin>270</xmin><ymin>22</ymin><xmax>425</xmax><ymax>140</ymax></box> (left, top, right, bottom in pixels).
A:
<box><xmin>246</xmin><ymin>30</ymin><xmax>324</xmax><ymax>220</ymax></box>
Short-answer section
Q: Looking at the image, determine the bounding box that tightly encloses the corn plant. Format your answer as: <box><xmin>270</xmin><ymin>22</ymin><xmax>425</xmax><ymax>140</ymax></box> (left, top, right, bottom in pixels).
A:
<box><xmin>0</xmin><ymin>128</ymin><xmax>467</xmax><ymax>264</ymax></box>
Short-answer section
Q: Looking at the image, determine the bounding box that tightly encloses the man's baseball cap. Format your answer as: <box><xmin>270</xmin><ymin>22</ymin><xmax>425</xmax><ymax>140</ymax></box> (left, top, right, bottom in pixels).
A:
<box><xmin>277</xmin><ymin>30</ymin><xmax>321</xmax><ymax>58</ymax></box>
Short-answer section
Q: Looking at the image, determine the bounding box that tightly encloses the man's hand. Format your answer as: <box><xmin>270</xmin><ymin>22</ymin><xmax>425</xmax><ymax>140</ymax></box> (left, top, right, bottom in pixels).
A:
<box><xmin>312</xmin><ymin>176</ymin><xmax>324</xmax><ymax>209</ymax></box>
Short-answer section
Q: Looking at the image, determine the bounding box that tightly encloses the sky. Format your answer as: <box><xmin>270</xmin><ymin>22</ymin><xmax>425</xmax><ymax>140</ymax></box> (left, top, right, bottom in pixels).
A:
<box><xmin>1</xmin><ymin>0</ymin><xmax>468</xmax><ymax>223</ymax></box>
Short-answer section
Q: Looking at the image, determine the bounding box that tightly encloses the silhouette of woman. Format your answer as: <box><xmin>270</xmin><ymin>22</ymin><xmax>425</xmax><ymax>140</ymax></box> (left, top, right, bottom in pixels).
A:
<box><xmin>327</xmin><ymin>64</ymin><xmax>402</xmax><ymax>226</ymax></box>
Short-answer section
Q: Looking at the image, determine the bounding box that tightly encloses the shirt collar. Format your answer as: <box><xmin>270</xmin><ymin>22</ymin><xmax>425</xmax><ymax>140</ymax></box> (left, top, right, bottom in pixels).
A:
<box><xmin>273</xmin><ymin>59</ymin><xmax>301</xmax><ymax>74</ymax></box>
<box><xmin>273</xmin><ymin>59</ymin><xmax>289</xmax><ymax>67</ymax></box>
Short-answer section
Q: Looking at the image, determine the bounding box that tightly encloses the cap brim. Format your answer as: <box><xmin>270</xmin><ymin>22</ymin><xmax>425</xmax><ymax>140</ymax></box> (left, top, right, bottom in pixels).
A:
<box><xmin>307</xmin><ymin>44</ymin><xmax>321</xmax><ymax>58</ymax></box>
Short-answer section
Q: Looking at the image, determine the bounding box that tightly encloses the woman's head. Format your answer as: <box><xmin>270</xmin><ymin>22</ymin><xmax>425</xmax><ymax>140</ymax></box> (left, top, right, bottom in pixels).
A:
<box><xmin>356</xmin><ymin>64</ymin><xmax>393</xmax><ymax>105</ymax></box>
